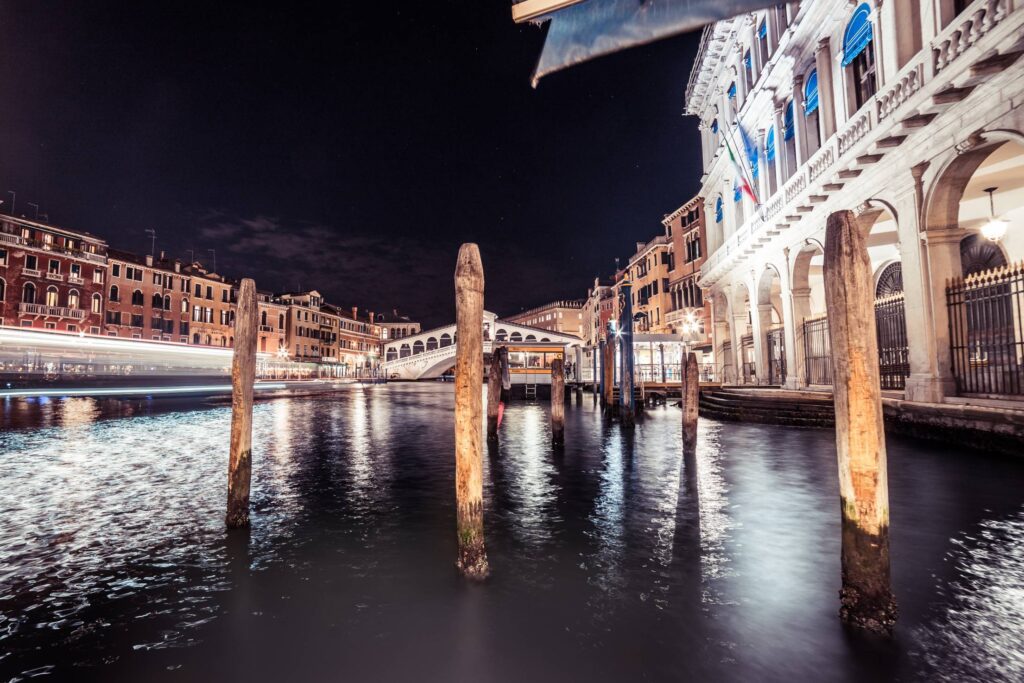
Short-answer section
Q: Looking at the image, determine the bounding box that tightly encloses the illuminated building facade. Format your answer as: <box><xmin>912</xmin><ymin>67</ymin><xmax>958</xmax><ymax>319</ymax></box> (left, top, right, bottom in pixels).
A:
<box><xmin>185</xmin><ymin>263</ymin><xmax>236</xmax><ymax>347</ymax></box>
<box><xmin>504</xmin><ymin>299</ymin><xmax>584</xmax><ymax>337</ymax></box>
<box><xmin>374</xmin><ymin>310</ymin><xmax>421</xmax><ymax>341</ymax></box>
<box><xmin>614</xmin><ymin>235</ymin><xmax>673</xmax><ymax>334</ymax></box>
<box><xmin>104</xmin><ymin>250</ymin><xmax>190</xmax><ymax>342</ymax></box>
<box><xmin>663</xmin><ymin>196</ymin><xmax>714</xmax><ymax>359</ymax></box>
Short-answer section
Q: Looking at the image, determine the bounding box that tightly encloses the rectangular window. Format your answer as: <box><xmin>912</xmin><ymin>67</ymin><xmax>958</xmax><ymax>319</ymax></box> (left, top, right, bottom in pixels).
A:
<box><xmin>26</xmin><ymin>254</ymin><xmax>37</xmax><ymax>271</ymax></box>
<box><xmin>48</xmin><ymin>259</ymin><xmax>60</xmax><ymax>274</ymax></box>
<box><xmin>67</xmin><ymin>324</ymin><xmax>78</xmax><ymax>333</ymax></box>
<box><xmin>94</xmin><ymin>269</ymin><xmax>104</xmax><ymax>284</ymax></box>
<box><xmin>0</xmin><ymin>248</ymin><xmax>6</xmax><ymax>265</ymax></box>
<box><xmin>131</xmin><ymin>314</ymin><xmax>144</xmax><ymax>328</ymax></box>
<box><xmin>89</xmin><ymin>326</ymin><xmax>100</xmax><ymax>335</ymax></box>
<box><xmin>44</xmin><ymin>322</ymin><xmax>57</xmax><ymax>330</ymax></box>
<box><xmin>206</xmin><ymin>286</ymin><xmax>212</xmax><ymax>299</ymax></box>
<box><xmin>112</xmin><ymin>263</ymin><xmax>121</xmax><ymax>278</ymax></box>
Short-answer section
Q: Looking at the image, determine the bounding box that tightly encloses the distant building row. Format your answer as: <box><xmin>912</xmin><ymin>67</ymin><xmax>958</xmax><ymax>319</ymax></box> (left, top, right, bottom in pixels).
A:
<box><xmin>0</xmin><ymin>214</ymin><xmax>420</xmax><ymax>374</ymax></box>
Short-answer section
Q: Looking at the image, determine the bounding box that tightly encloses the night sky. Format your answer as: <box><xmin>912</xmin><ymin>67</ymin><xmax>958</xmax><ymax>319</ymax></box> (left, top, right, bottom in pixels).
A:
<box><xmin>0</xmin><ymin>2</ymin><xmax>701</xmax><ymax>327</ymax></box>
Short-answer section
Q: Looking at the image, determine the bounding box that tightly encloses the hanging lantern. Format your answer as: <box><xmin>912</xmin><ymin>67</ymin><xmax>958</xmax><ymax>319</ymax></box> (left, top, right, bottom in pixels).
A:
<box><xmin>980</xmin><ymin>187</ymin><xmax>1008</xmax><ymax>242</ymax></box>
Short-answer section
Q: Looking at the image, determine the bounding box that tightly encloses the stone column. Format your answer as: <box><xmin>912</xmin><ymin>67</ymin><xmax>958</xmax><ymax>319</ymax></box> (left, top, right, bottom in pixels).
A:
<box><xmin>723</xmin><ymin>179</ymin><xmax>738</xmax><ymax>239</ymax></box>
<box><xmin>756</xmin><ymin>302</ymin><xmax>774</xmax><ymax>385</ymax></box>
<box><xmin>790</xmin><ymin>286</ymin><xmax>813</xmax><ymax>388</ymax></box>
<box><xmin>792</xmin><ymin>74</ymin><xmax>809</xmax><ymax>167</ymax></box>
<box><xmin>779</xmin><ymin>251</ymin><xmax>801</xmax><ymax>389</ymax></box>
<box><xmin>872</xmin><ymin>1</ymin><xmax>889</xmax><ymax>88</ymax></box>
<box><xmin>919</xmin><ymin>226</ymin><xmax>964</xmax><ymax>401</ymax></box>
<box><xmin>815</xmin><ymin>38</ymin><xmax>838</xmax><ymax>140</ymax></box>
<box><xmin>772</xmin><ymin>102</ymin><xmax>788</xmax><ymax>188</ymax></box>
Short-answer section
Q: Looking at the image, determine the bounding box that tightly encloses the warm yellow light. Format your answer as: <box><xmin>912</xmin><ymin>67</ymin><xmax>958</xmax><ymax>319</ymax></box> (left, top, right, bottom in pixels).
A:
<box><xmin>981</xmin><ymin>218</ymin><xmax>1008</xmax><ymax>242</ymax></box>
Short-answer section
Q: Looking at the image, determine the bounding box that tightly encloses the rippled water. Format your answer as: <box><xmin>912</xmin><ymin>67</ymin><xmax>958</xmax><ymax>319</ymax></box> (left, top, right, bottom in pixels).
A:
<box><xmin>1</xmin><ymin>385</ymin><xmax>1022</xmax><ymax>682</ymax></box>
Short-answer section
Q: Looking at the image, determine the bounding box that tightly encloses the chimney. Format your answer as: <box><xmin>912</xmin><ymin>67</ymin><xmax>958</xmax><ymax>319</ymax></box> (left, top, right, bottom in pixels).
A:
<box><xmin>351</xmin><ymin>306</ymin><xmax>358</xmax><ymax>320</ymax></box>
<box><xmin>145</xmin><ymin>254</ymin><xmax>154</xmax><ymax>267</ymax></box>
<box><xmin>160</xmin><ymin>250</ymin><xmax>166</xmax><ymax>260</ymax></box>
<box><xmin>369</xmin><ymin>310</ymin><xmax>375</xmax><ymax>324</ymax></box>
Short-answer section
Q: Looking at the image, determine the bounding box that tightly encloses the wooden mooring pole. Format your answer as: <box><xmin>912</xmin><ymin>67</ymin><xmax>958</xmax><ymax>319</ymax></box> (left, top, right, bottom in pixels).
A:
<box><xmin>454</xmin><ymin>243</ymin><xmax>489</xmax><ymax>580</ymax></box>
<box><xmin>619</xmin><ymin>281</ymin><xmax>635</xmax><ymax>427</ymax></box>
<box><xmin>602</xmin><ymin>323</ymin><xmax>616</xmax><ymax>413</ymax></box>
<box><xmin>226</xmin><ymin>278</ymin><xmax>258</xmax><ymax>528</ymax></box>
<box><xmin>682</xmin><ymin>351</ymin><xmax>699</xmax><ymax>459</ymax></box>
<box><xmin>486</xmin><ymin>347</ymin><xmax>502</xmax><ymax>441</ymax></box>
<box><xmin>551</xmin><ymin>357</ymin><xmax>565</xmax><ymax>444</ymax></box>
<box><xmin>823</xmin><ymin>210</ymin><xmax>897</xmax><ymax>633</ymax></box>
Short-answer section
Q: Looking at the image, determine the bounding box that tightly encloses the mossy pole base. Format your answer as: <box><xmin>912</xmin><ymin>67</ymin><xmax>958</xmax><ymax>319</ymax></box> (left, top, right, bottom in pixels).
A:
<box><xmin>824</xmin><ymin>210</ymin><xmax>897</xmax><ymax>633</ymax></box>
<box><xmin>226</xmin><ymin>278</ymin><xmax>258</xmax><ymax>529</ymax></box>
<box><xmin>550</xmin><ymin>357</ymin><xmax>565</xmax><ymax>444</ymax></box>
<box><xmin>682</xmin><ymin>352</ymin><xmax>699</xmax><ymax>459</ymax></box>
<box><xmin>454</xmin><ymin>243</ymin><xmax>489</xmax><ymax>580</ymax></box>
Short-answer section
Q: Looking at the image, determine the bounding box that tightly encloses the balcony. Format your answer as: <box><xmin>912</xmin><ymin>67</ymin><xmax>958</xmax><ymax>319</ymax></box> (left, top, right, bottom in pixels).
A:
<box><xmin>45</xmin><ymin>271</ymin><xmax>64</xmax><ymax>282</ymax></box>
<box><xmin>22</xmin><ymin>268</ymin><xmax>41</xmax><ymax>277</ymax></box>
<box><xmin>18</xmin><ymin>303</ymin><xmax>87</xmax><ymax>320</ymax></box>
<box><xmin>67</xmin><ymin>275</ymin><xmax>84</xmax><ymax>285</ymax></box>
<box><xmin>259</xmin><ymin>325</ymin><xmax>274</xmax><ymax>332</ymax></box>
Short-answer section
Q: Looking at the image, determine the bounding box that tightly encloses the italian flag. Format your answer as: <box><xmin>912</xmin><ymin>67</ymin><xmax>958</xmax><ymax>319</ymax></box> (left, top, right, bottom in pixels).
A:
<box><xmin>724</xmin><ymin>133</ymin><xmax>759</xmax><ymax>205</ymax></box>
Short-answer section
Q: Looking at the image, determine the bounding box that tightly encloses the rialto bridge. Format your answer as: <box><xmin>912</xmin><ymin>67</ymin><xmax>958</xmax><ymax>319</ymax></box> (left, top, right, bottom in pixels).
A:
<box><xmin>380</xmin><ymin>310</ymin><xmax>582</xmax><ymax>380</ymax></box>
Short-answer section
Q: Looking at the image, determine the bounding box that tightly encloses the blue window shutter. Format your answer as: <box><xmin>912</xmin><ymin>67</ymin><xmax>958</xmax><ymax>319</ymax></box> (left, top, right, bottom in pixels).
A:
<box><xmin>766</xmin><ymin>127</ymin><xmax>776</xmax><ymax>162</ymax></box>
<box><xmin>744</xmin><ymin>50</ymin><xmax>752</xmax><ymax>70</ymax></box>
<box><xmin>751</xmin><ymin>155</ymin><xmax>759</xmax><ymax>179</ymax></box>
<box><xmin>784</xmin><ymin>101</ymin><xmax>795</xmax><ymax>141</ymax></box>
<box><xmin>842</xmin><ymin>4</ymin><xmax>873</xmax><ymax>67</ymax></box>
<box><xmin>805</xmin><ymin>70</ymin><xmax>819</xmax><ymax>115</ymax></box>
<box><xmin>758</xmin><ymin>21</ymin><xmax>767</xmax><ymax>39</ymax></box>
<box><xmin>734</xmin><ymin>182</ymin><xmax>742</xmax><ymax>202</ymax></box>
<box><xmin>711</xmin><ymin>118</ymin><xmax>718</xmax><ymax>134</ymax></box>
<box><xmin>715</xmin><ymin>197</ymin><xmax>724</xmax><ymax>223</ymax></box>
<box><xmin>728</xmin><ymin>82</ymin><xmax>737</xmax><ymax>99</ymax></box>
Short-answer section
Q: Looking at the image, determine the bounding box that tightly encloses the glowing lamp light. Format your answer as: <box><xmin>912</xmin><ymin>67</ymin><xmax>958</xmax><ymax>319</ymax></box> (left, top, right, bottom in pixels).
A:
<box><xmin>981</xmin><ymin>187</ymin><xmax>1008</xmax><ymax>242</ymax></box>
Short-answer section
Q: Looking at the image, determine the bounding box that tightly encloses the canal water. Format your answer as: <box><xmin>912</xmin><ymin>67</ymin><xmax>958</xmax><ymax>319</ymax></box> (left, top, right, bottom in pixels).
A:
<box><xmin>1</xmin><ymin>384</ymin><xmax>1022</xmax><ymax>682</ymax></box>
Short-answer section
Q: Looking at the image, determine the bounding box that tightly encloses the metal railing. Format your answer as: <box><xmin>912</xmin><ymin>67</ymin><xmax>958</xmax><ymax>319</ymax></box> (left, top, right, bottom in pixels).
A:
<box><xmin>767</xmin><ymin>326</ymin><xmax>786</xmax><ymax>386</ymax></box>
<box><xmin>803</xmin><ymin>316</ymin><xmax>833</xmax><ymax>386</ymax></box>
<box><xmin>18</xmin><ymin>303</ymin><xmax>87</xmax><ymax>320</ymax></box>
<box><xmin>876</xmin><ymin>293</ymin><xmax>910</xmax><ymax>390</ymax></box>
<box><xmin>947</xmin><ymin>261</ymin><xmax>1024</xmax><ymax>397</ymax></box>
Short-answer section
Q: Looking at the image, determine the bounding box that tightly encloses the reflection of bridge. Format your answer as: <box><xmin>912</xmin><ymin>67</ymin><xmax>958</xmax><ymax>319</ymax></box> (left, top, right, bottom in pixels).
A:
<box><xmin>380</xmin><ymin>310</ymin><xmax>582</xmax><ymax>380</ymax></box>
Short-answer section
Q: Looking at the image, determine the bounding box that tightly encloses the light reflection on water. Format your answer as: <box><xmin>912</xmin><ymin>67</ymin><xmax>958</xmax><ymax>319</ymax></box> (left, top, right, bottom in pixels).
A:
<box><xmin>0</xmin><ymin>385</ymin><xmax>1022</xmax><ymax>682</ymax></box>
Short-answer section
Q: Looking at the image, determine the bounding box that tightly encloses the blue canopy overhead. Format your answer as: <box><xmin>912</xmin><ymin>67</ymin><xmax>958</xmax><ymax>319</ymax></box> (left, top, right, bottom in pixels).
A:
<box><xmin>783</xmin><ymin>101</ymin><xmax>795</xmax><ymax>141</ymax></box>
<box><xmin>805</xmin><ymin>70</ymin><xmax>819</xmax><ymax>115</ymax></box>
<box><xmin>841</xmin><ymin>3</ymin><xmax>873</xmax><ymax>67</ymax></box>
<box><xmin>715</xmin><ymin>196</ymin><xmax>724</xmax><ymax>222</ymax></box>
<box><xmin>514</xmin><ymin>0</ymin><xmax>783</xmax><ymax>86</ymax></box>
<box><xmin>765</xmin><ymin>126</ymin><xmax>776</xmax><ymax>162</ymax></box>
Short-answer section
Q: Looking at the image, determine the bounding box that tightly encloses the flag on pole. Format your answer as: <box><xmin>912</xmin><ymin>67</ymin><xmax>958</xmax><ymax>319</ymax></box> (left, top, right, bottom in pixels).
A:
<box><xmin>723</xmin><ymin>132</ymin><xmax>758</xmax><ymax>205</ymax></box>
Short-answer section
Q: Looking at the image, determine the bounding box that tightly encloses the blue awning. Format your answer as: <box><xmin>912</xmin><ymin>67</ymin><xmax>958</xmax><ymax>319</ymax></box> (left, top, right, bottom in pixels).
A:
<box><xmin>521</xmin><ymin>0</ymin><xmax>781</xmax><ymax>86</ymax></box>
<box><xmin>711</xmin><ymin>118</ymin><xmax>719</xmax><ymax>133</ymax></box>
<box><xmin>728</xmin><ymin>82</ymin><xmax>737</xmax><ymax>99</ymax></box>
<box><xmin>805</xmin><ymin>70</ymin><xmax>819</xmax><ymax>115</ymax></box>
<box><xmin>784</xmin><ymin>101</ymin><xmax>795</xmax><ymax>141</ymax></box>
<box><xmin>715</xmin><ymin>196</ymin><xmax>724</xmax><ymax>223</ymax></box>
<box><xmin>765</xmin><ymin>127</ymin><xmax>776</xmax><ymax>162</ymax></box>
<box><xmin>841</xmin><ymin>3</ymin><xmax>873</xmax><ymax>67</ymax></box>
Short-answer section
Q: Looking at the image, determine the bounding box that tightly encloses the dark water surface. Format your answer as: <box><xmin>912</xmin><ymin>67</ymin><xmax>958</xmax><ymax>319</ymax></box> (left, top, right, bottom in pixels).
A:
<box><xmin>1</xmin><ymin>384</ymin><xmax>1022</xmax><ymax>682</ymax></box>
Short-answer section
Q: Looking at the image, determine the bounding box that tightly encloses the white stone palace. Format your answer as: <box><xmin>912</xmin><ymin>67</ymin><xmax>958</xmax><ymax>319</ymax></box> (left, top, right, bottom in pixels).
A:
<box><xmin>687</xmin><ymin>0</ymin><xmax>1024</xmax><ymax>402</ymax></box>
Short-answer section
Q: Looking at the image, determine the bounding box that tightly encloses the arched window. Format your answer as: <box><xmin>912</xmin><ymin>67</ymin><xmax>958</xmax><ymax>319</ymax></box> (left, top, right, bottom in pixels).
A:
<box><xmin>68</xmin><ymin>289</ymin><xmax>80</xmax><ymax>309</ymax></box>
<box><xmin>399</xmin><ymin>343</ymin><xmax>411</xmax><ymax>358</ymax></box>
<box><xmin>0</xmin><ymin>278</ymin><xmax>5</xmax><ymax>302</ymax></box>
<box><xmin>109</xmin><ymin>284</ymin><xmax>119</xmax><ymax>302</ymax></box>
<box><xmin>715</xmin><ymin>196</ymin><xmax>724</xmax><ymax>223</ymax></box>
<box><xmin>152</xmin><ymin>293</ymin><xmax>163</xmax><ymax>309</ymax></box>
<box><xmin>193</xmin><ymin>333</ymin><xmax>201</xmax><ymax>345</ymax></box>
<box><xmin>510</xmin><ymin>331</ymin><xmax>522</xmax><ymax>342</ymax></box>
<box><xmin>843</xmin><ymin>3</ymin><xmax>876</xmax><ymax>110</ymax></box>
<box><xmin>541</xmin><ymin>337</ymin><xmax>550</xmax><ymax>342</ymax></box>
<box><xmin>91</xmin><ymin>293</ymin><xmax>102</xmax><ymax>314</ymax></box>
<box><xmin>426</xmin><ymin>336</ymin><xmax>438</xmax><ymax>351</ymax></box>
<box><xmin>875</xmin><ymin>262</ymin><xmax>904</xmax><ymax>298</ymax></box>
<box><xmin>163</xmin><ymin>295</ymin><xmax>171</xmax><ymax>310</ymax></box>
<box><xmin>386</xmin><ymin>347</ymin><xmax>398</xmax><ymax>362</ymax></box>
<box><xmin>181</xmin><ymin>298</ymin><xmax>189</xmax><ymax>313</ymax></box>
<box><xmin>804</xmin><ymin>70</ymin><xmax>821</xmax><ymax>154</ymax></box>
<box><xmin>743</xmin><ymin>50</ymin><xmax>753</xmax><ymax>89</ymax></box>
<box><xmin>279</xmin><ymin>313</ymin><xmax>285</xmax><ymax>329</ymax></box>
<box><xmin>261</xmin><ymin>310</ymin><xmax>267</xmax><ymax>326</ymax></box>
<box><xmin>495</xmin><ymin>329</ymin><xmax>508</xmax><ymax>342</ymax></box>
<box><xmin>23</xmin><ymin>282</ymin><xmax>36</xmax><ymax>304</ymax></box>
<box><xmin>765</xmin><ymin>127</ymin><xmax>777</xmax><ymax>195</ymax></box>
<box><xmin>413</xmin><ymin>340</ymin><xmax>425</xmax><ymax>355</ymax></box>
<box><xmin>440</xmin><ymin>333</ymin><xmax>452</xmax><ymax>347</ymax></box>
<box><xmin>46</xmin><ymin>286</ymin><xmax>59</xmax><ymax>307</ymax></box>
<box><xmin>525</xmin><ymin>334</ymin><xmax>537</xmax><ymax>342</ymax></box>
<box><xmin>132</xmin><ymin>289</ymin><xmax>144</xmax><ymax>306</ymax></box>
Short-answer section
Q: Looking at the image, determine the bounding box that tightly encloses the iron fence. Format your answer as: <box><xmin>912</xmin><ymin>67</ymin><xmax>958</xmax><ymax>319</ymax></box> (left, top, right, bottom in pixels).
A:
<box><xmin>947</xmin><ymin>262</ymin><xmax>1024</xmax><ymax>397</ymax></box>
<box><xmin>740</xmin><ymin>333</ymin><xmax>756</xmax><ymax>384</ymax></box>
<box><xmin>803</xmin><ymin>316</ymin><xmax>833</xmax><ymax>386</ymax></box>
<box><xmin>766</xmin><ymin>326</ymin><xmax>786</xmax><ymax>385</ymax></box>
<box><xmin>721</xmin><ymin>342</ymin><xmax>734</xmax><ymax>384</ymax></box>
<box><xmin>875</xmin><ymin>293</ymin><xmax>909</xmax><ymax>390</ymax></box>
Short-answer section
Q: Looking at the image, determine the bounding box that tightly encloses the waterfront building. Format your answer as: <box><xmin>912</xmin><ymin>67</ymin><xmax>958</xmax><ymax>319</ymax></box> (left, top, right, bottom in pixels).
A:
<box><xmin>104</xmin><ymin>250</ymin><xmax>190</xmax><ymax>342</ymax></box>
<box><xmin>257</xmin><ymin>291</ymin><xmax>288</xmax><ymax>355</ymax></box>
<box><xmin>185</xmin><ymin>263</ymin><xmax>236</xmax><ymax>347</ymax></box>
<box><xmin>614</xmin><ymin>235</ymin><xmax>673</xmax><ymax>334</ymax></box>
<box><xmin>374</xmin><ymin>309</ymin><xmax>421</xmax><ymax>342</ymax></box>
<box><xmin>280</xmin><ymin>290</ymin><xmax>329</xmax><ymax>363</ymax></box>
<box><xmin>688</xmin><ymin>0</ymin><xmax>1024</xmax><ymax>398</ymax></box>
<box><xmin>0</xmin><ymin>215</ymin><xmax>107</xmax><ymax>334</ymax></box>
<box><xmin>333</xmin><ymin>306</ymin><xmax>382</xmax><ymax>376</ymax></box>
<box><xmin>504</xmin><ymin>299</ymin><xmax>585</xmax><ymax>337</ymax></box>
<box><xmin>581</xmin><ymin>277</ymin><xmax>615</xmax><ymax>349</ymax></box>
<box><xmin>663</xmin><ymin>196</ymin><xmax>715</xmax><ymax>363</ymax></box>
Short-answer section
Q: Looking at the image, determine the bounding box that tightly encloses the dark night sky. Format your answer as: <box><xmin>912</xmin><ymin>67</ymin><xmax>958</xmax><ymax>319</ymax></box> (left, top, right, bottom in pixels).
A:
<box><xmin>0</xmin><ymin>2</ymin><xmax>702</xmax><ymax>327</ymax></box>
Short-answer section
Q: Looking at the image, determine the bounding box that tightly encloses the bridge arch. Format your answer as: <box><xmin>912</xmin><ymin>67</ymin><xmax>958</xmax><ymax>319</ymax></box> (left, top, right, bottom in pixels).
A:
<box><xmin>400</xmin><ymin>343</ymin><xmax>411</xmax><ymax>358</ymax></box>
<box><xmin>495</xmin><ymin>328</ymin><xmax>508</xmax><ymax>341</ymax></box>
<box><xmin>426</xmin><ymin>336</ymin><xmax>438</xmax><ymax>351</ymax></box>
<box><xmin>526</xmin><ymin>334</ymin><xmax>536</xmax><ymax>341</ymax></box>
<box><xmin>510</xmin><ymin>331</ymin><xmax>522</xmax><ymax>342</ymax></box>
<box><xmin>413</xmin><ymin>340</ymin><xmax>425</xmax><ymax>355</ymax></box>
<box><xmin>440</xmin><ymin>333</ymin><xmax>452</xmax><ymax>347</ymax></box>
<box><xmin>386</xmin><ymin>347</ymin><xmax>397</xmax><ymax>362</ymax></box>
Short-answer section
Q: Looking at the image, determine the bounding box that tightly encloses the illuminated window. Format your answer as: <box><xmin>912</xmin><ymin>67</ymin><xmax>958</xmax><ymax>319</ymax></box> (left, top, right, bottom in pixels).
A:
<box><xmin>46</xmin><ymin>286</ymin><xmax>59</xmax><ymax>307</ymax></box>
<box><xmin>68</xmin><ymin>290</ymin><xmax>80</xmax><ymax>309</ymax></box>
<box><xmin>91</xmin><ymin>293</ymin><xmax>102</xmax><ymax>314</ymax></box>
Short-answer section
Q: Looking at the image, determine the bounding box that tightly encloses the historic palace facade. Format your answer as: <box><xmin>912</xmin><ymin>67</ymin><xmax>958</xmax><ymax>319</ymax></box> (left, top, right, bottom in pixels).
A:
<box><xmin>688</xmin><ymin>0</ymin><xmax>1024</xmax><ymax>401</ymax></box>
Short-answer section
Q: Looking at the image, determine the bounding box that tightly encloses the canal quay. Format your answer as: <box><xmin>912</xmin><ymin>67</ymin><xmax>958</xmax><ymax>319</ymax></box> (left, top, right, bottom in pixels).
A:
<box><xmin>0</xmin><ymin>384</ymin><xmax>1021</xmax><ymax>682</ymax></box>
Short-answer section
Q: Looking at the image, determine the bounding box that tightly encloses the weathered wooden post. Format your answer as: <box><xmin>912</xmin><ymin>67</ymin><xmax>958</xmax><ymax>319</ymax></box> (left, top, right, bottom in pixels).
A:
<box><xmin>226</xmin><ymin>277</ymin><xmax>258</xmax><ymax>528</ymax></box>
<box><xmin>824</xmin><ymin>210</ymin><xmax>897</xmax><ymax>633</ymax></box>
<box><xmin>602</xmin><ymin>323</ymin><xmax>616</xmax><ymax>412</ymax></box>
<box><xmin>619</xmin><ymin>280</ymin><xmax>635</xmax><ymax>427</ymax></box>
<box><xmin>486</xmin><ymin>348</ymin><xmax>502</xmax><ymax>440</ymax></box>
<box><xmin>550</xmin><ymin>357</ymin><xmax>565</xmax><ymax>444</ymax></box>
<box><xmin>454</xmin><ymin>243</ymin><xmax>489</xmax><ymax>580</ymax></box>
<box><xmin>682</xmin><ymin>351</ymin><xmax>699</xmax><ymax>458</ymax></box>
<box><xmin>598</xmin><ymin>339</ymin><xmax>607</xmax><ymax>405</ymax></box>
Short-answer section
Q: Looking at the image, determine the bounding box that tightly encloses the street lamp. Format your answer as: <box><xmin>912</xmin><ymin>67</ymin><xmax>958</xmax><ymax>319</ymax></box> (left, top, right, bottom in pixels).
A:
<box><xmin>980</xmin><ymin>187</ymin><xmax>1008</xmax><ymax>242</ymax></box>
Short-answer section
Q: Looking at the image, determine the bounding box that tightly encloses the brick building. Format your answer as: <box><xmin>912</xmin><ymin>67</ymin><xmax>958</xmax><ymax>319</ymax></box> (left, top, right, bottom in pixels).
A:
<box><xmin>104</xmin><ymin>249</ymin><xmax>190</xmax><ymax>342</ymax></box>
<box><xmin>663</xmin><ymin>196</ymin><xmax>713</xmax><ymax>356</ymax></box>
<box><xmin>257</xmin><ymin>292</ymin><xmax>288</xmax><ymax>355</ymax></box>
<box><xmin>0</xmin><ymin>215</ymin><xmax>108</xmax><ymax>334</ymax></box>
<box><xmin>504</xmin><ymin>299</ymin><xmax>584</xmax><ymax>337</ymax></box>
<box><xmin>185</xmin><ymin>263</ymin><xmax>235</xmax><ymax>347</ymax></box>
